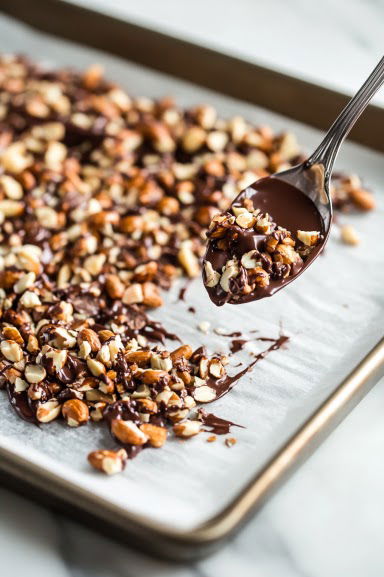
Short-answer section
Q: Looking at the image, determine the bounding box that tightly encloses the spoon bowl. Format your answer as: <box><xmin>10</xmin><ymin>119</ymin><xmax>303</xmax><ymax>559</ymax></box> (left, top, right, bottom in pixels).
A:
<box><xmin>204</xmin><ymin>167</ymin><xmax>328</xmax><ymax>305</ymax></box>
<box><xmin>203</xmin><ymin>56</ymin><xmax>384</xmax><ymax>306</ymax></box>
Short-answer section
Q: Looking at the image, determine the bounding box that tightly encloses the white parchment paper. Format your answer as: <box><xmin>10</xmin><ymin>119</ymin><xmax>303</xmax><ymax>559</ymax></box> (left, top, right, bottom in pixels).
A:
<box><xmin>0</xmin><ymin>13</ymin><xmax>383</xmax><ymax>531</ymax></box>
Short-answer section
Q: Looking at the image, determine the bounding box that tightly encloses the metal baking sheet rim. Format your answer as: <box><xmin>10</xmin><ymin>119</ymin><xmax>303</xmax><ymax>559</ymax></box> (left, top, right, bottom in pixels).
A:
<box><xmin>0</xmin><ymin>0</ymin><xmax>384</xmax><ymax>560</ymax></box>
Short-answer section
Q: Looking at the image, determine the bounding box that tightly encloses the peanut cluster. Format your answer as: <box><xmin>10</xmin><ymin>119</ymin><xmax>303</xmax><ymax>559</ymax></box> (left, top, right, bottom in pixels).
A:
<box><xmin>204</xmin><ymin>199</ymin><xmax>321</xmax><ymax>302</ymax></box>
<box><xmin>0</xmin><ymin>55</ymin><xmax>375</xmax><ymax>474</ymax></box>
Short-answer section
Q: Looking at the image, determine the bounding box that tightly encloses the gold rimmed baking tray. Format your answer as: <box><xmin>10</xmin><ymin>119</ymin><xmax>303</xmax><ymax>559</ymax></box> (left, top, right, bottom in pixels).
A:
<box><xmin>1</xmin><ymin>338</ymin><xmax>384</xmax><ymax>560</ymax></box>
<box><xmin>0</xmin><ymin>0</ymin><xmax>384</xmax><ymax>561</ymax></box>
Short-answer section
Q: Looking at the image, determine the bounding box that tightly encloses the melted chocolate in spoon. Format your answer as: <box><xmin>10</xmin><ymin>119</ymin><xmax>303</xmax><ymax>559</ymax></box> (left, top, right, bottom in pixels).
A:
<box><xmin>204</xmin><ymin>176</ymin><xmax>325</xmax><ymax>306</ymax></box>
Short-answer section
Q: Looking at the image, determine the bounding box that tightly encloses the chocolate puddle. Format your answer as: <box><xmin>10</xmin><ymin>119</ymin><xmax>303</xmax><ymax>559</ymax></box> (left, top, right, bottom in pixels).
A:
<box><xmin>198</xmin><ymin>409</ymin><xmax>244</xmax><ymax>435</ymax></box>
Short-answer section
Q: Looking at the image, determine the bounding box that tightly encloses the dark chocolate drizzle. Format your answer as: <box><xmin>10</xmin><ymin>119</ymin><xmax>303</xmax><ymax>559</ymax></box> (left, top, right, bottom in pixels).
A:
<box><xmin>177</xmin><ymin>279</ymin><xmax>191</xmax><ymax>302</ymax></box>
<box><xmin>230</xmin><ymin>334</ymin><xmax>282</xmax><ymax>354</ymax></box>
<box><xmin>198</xmin><ymin>409</ymin><xmax>244</xmax><ymax>435</ymax></box>
<box><xmin>142</xmin><ymin>319</ymin><xmax>181</xmax><ymax>344</ymax></box>
<box><xmin>6</xmin><ymin>383</ymin><xmax>37</xmax><ymax>424</ymax></box>
<box><xmin>208</xmin><ymin>335</ymin><xmax>289</xmax><ymax>399</ymax></box>
<box><xmin>230</xmin><ymin>339</ymin><xmax>247</xmax><ymax>354</ymax></box>
<box><xmin>214</xmin><ymin>330</ymin><xmax>242</xmax><ymax>338</ymax></box>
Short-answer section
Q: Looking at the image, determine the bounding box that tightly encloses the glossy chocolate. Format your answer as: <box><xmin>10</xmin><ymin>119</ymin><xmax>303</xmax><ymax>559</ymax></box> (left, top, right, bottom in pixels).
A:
<box><xmin>230</xmin><ymin>339</ymin><xmax>247</xmax><ymax>354</ymax></box>
<box><xmin>204</xmin><ymin>176</ymin><xmax>324</xmax><ymax>306</ymax></box>
<box><xmin>7</xmin><ymin>383</ymin><xmax>38</xmax><ymax>424</ymax></box>
<box><xmin>177</xmin><ymin>280</ymin><xmax>191</xmax><ymax>302</ymax></box>
<box><xmin>103</xmin><ymin>400</ymin><xmax>166</xmax><ymax>460</ymax></box>
<box><xmin>198</xmin><ymin>409</ymin><xmax>244</xmax><ymax>435</ymax></box>
<box><xmin>207</xmin><ymin>335</ymin><xmax>289</xmax><ymax>399</ymax></box>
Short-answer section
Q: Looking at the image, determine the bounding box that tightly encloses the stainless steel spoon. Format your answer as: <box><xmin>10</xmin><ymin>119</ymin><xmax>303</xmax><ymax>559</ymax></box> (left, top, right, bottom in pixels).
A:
<box><xmin>204</xmin><ymin>56</ymin><xmax>384</xmax><ymax>306</ymax></box>
<box><xmin>278</xmin><ymin>54</ymin><xmax>384</xmax><ymax>239</ymax></box>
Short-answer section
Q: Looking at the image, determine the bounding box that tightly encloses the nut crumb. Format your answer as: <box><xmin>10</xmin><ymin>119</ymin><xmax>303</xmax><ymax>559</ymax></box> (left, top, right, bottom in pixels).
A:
<box><xmin>88</xmin><ymin>449</ymin><xmax>127</xmax><ymax>475</ymax></box>
<box><xmin>225</xmin><ymin>437</ymin><xmax>237</xmax><ymax>448</ymax></box>
<box><xmin>340</xmin><ymin>224</ymin><xmax>360</xmax><ymax>246</ymax></box>
<box><xmin>198</xmin><ymin>321</ymin><xmax>211</xmax><ymax>334</ymax></box>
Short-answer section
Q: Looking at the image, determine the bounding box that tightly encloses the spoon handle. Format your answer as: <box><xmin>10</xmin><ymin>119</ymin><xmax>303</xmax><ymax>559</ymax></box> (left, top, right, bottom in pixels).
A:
<box><xmin>306</xmin><ymin>56</ymin><xmax>384</xmax><ymax>177</ymax></box>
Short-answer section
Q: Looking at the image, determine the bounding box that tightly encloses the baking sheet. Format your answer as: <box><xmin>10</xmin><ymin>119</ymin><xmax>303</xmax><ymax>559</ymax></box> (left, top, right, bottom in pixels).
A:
<box><xmin>0</xmin><ymin>12</ymin><xmax>383</xmax><ymax>531</ymax></box>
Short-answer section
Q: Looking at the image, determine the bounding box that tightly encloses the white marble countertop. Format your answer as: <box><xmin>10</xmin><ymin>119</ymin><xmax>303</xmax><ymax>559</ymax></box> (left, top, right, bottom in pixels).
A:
<box><xmin>1</xmin><ymin>1</ymin><xmax>384</xmax><ymax>576</ymax></box>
